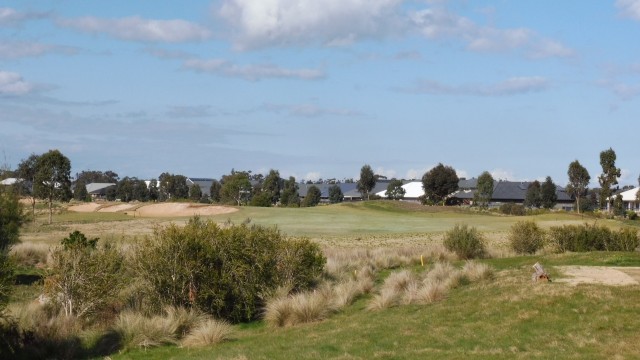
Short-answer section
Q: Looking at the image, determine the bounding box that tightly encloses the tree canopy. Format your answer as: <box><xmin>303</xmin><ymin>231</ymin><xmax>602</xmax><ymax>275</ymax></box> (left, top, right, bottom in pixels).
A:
<box><xmin>280</xmin><ymin>177</ymin><xmax>300</xmax><ymax>207</ymax></box>
<box><xmin>567</xmin><ymin>160</ymin><xmax>590</xmax><ymax>214</ymax></box>
<box><xmin>386</xmin><ymin>179</ymin><xmax>405</xmax><ymax>200</ymax></box>
<box><xmin>421</xmin><ymin>163</ymin><xmax>459</xmax><ymax>205</ymax></box>
<box><xmin>328</xmin><ymin>184</ymin><xmax>344</xmax><ymax>204</ymax></box>
<box><xmin>262</xmin><ymin>169</ymin><xmax>282</xmax><ymax>205</ymax></box>
<box><xmin>540</xmin><ymin>176</ymin><xmax>558</xmax><ymax>209</ymax></box>
<box><xmin>598</xmin><ymin>148</ymin><xmax>621</xmax><ymax>210</ymax></box>
<box><xmin>524</xmin><ymin>181</ymin><xmax>542</xmax><ymax>208</ymax></box>
<box><xmin>474</xmin><ymin>171</ymin><xmax>494</xmax><ymax>208</ymax></box>
<box><xmin>220</xmin><ymin>171</ymin><xmax>252</xmax><ymax>206</ymax></box>
<box><xmin>34</xmin><ymin>149</ymin><xmax>72</xmax><ymax>224</ymax></box>
<box><xmin>356</xmin><ymin>164</ymin><xmax>376</xmax><ymax>200</ymax></box>
<box><xmin>302</xmin><ymin>185</ymin><xmax>321</xmax><ymax>207</ymax></box>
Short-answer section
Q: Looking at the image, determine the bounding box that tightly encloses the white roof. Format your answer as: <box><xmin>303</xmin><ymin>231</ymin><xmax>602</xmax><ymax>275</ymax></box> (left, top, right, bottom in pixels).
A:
<box><xmin>0</xmin><ymin>177</ymin><xmax>19</xmax><ymax>185</ymax></box>
<box><xmin>86</xmin><ymin>183</ymin><xmax>116</xmax><ymax>193</ymax></box>
<box><xmin>610</xmin><ymin>187</ymin><xmax>640</xmax><ymax>202</ymax></box>
<box><xmin>376</xmin><ymin>181</ymin><xmax>424</xmax><ymax>198</ymax></box>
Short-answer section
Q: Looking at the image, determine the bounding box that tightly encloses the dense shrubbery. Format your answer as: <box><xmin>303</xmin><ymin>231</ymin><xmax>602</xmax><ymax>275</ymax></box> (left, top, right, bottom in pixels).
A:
<box><xmin>135</xmin><ymin>217</ymin><xmax>325</xmax><ymax>323</ymax></box>
<box><xmin>509</xmin><ymin>221</ymin><xmax>546</xmax><ymax>254</ymax></box>
<box><xmin>548</xmin><ymin>223</ymin><xmax>640</xmax><ymax>252</ymax></box>
<box><xmin>443</xmin><ymin>224</ymin><xmax>486</xmax><ymax>259</ymax></box>
<box><xmin>499</xmin><ymin>203</ymin><xmax>526</xmax><ymax>216</ymax></box>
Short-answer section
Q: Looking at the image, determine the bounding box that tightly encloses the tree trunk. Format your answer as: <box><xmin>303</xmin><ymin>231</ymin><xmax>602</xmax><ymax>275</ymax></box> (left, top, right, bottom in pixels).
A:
<box><xmin>31</xmin><ymin>197</ymin><xmax>36</xmax><ymax>222</ymax></box>
<box><xmin>576</xmin><ymin>196</ymin><xmax>581</xmax><ymax>214</ymax></box>
<box><xmin>48</xmin><ymin>196</ymin><xmax>53</xmax><ymax>224</ymax></box>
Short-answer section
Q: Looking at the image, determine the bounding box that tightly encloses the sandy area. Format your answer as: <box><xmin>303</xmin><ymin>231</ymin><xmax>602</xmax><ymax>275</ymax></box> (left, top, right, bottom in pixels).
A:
<box><xmin>68</xmin><ymin>203</ymin><xmax>102</xmax><ymax>212</ymax></box>
<box><xmin>555</xmin><ymin>266</ymin><xmax>640</xmax><ymax>286</ymax></box>
<box><xmin>134</xmin><ymin>203</ymin><xmax>238</xmax><ymax>217</ymax></box>
<box><xmin>98</xmin><ymin>204</ymin><xmax>138</xmax><ymax>212</ymax></box>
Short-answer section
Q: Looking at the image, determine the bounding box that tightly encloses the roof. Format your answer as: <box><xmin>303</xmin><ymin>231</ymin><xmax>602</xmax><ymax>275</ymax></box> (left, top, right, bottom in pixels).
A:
<box><xmin>609</xmin><ymin>187</ymin><xmax>640</xmax><ymax>202</ymax></box>
<box><xmin>452</xmin><ymin>181</ymin><xmax>573</xmax><ymax>202</ymax></box>
<box><xmin>0</xmin><ymin>177</ymin><xmax>19</xmax><ymax>185</ymax></box>
<box><xmin>85</xmin><ymin>183</ymin><xmax>116</xmax><ymax>193</ymax></box>
<box><xmin>375</xmin><ymin>181</ymin><xmax>424</xmax><ymax>198</ymax></box>
<box><xmin>187</xmin><ymin>177</ymin><xmax>216</xmax><ymax>196</ymax></box>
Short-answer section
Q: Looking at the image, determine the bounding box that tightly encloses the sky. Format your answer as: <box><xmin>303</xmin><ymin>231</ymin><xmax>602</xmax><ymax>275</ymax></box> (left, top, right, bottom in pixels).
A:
<box><xmin>1</xmin><ymin>0</ymin><xmax>639</xmax><ymax>186</ymax></box>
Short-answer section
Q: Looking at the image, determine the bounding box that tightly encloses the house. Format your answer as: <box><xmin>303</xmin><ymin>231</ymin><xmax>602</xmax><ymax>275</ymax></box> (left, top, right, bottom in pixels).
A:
<box><xmin>607</xmin><ymin>187</ymin><xmax>640</xmax><ymax>213</ymax></box>
<box><xmin>85</xmin><ymin>183</ymin><xmax>116</xmax><ymax>198</ymax></box>
<box><xmin>186</xmin><ymin>177</ymin><xmax>216</xmax><ymax>196</ymax></box>
<box><xmin>0</xmin><ymin>177</ymin><xmax>19</xmax><ymax>186</ymax></box>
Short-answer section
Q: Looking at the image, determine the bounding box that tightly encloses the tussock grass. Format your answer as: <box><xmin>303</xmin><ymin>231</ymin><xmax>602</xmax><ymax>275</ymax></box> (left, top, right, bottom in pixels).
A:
<box><xmin>367</xmin><ymin>288</ymin><xmax>401</xmax><ymax>311</ymax></box>
<box><xmin>10</xmin><ymin>242</ymin><xmax>50</xmax><ymax>267</ymax></box>
<box><xmin>114</xmin><ymin>311</ymin><xmax>178</xmax><ymax>350</ymax></box>
<box><xmin>181</xmin><ymin>319</ymin><xmax>233</xmax><ymax>348</ymax></box>
<box><xmin>462</xmin><ymin>260</ymin><xmax>494</xmax><ymax>282</ymax></box>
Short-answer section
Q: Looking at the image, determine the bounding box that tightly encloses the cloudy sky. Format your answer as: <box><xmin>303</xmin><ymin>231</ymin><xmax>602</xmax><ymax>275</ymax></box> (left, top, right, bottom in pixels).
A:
<box><xmin>1</xmin><ymin>1</ymin><xmax>639</xmax><ymax>185</ymax></box>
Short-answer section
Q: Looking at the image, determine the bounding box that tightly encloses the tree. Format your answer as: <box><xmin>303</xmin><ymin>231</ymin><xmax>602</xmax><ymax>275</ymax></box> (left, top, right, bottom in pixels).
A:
<box><xmin>116</xmin><ymin>177</ymin><xmax>135</xmax><ymax>202</ymax></box>
<box><xmin>0</xmin><ymin>188</ymin><xmax>24</xmax><ymax>320</ymax></box>
<box><xmin>158</xmin><ymin>173</ymin><xmax>189</xmax><ymax>200</ymax></box>
<box><xmin>524</xmin><ymin>181</ymin><xmax>542</xmax><ymax>208</ymax></box>
<box><xmin>421</xmin><ymin>163</ymin><xmax>459</xmax><ymax>205</ymax></box>
<box><xmin>220</xmin><ymin>172</ymin><xmax>252</xmax><ymax>206</ymax></box>
<box><xmin>302</xmin><ymin>185</ymin><xmax>321</xmax><ymax>207</ymax></box>
<box><xmin>613</xmin><ymin>194</ymin><xmax>625</xmax><ymax>216</ymax></box>
<box><xmin>189</xmin><ymin>183</ymin><xmax>202</xmax><ymax>202</ymax></box>
<box><xmin>598</xmin><ymin>148</ymin><xmax>621</xmax><ymax>210</ymax></box>
<box><xmin>567</xmin><ymin>160</ymin><xmax>590</xmax><ymax>214</ymax></box>
<box><xmin>34</xmin><ymin>150</ymin><xmax>72</xmax><ymax>224</ymax></box>
<box><xmin>209</xmin><ymin>180</ymin><xmax>221</xmax><ymax>203</ymax></box>
<box><xmin>540</xmin><ymin>176</ymin><xmax>558</xmax><ymax>209</ymax></box>
<box><xmin>474</xmin><ymin>171</ymin><xmax>494</xmax><ymax>208</ymax></box>
<box><xmin>386</xmin><ymin>180</ymin><xmax>405</xmax><ymax>200</ymax></box>
<box><xmin>262</xmin><ymin>169</ymin><xmax>282</xmax><ymax>205</ymax></box>
<box><xmin>148</xmin><ymin>179</ymin><xmax>159</xmax><ymax>201</ymax></box>
<box><xmin>75</xmin><ymin>170</ymin><xmax>118</xmax><ymax>184</ymax></box>
<box><xmin>132</xmin><ymin>179</ymin><xmax>149</xmax><ymax>201</ymax></box>
<box><xmin>280</xmin><ymin>177</ymin><xmax>300</xmax><ymax>207</ymax></box>
<box><xmin>74</xmin><ymin>180</ymin><xmax>90</xmax><ymax>202</ymax></box>
<box><xmin>328</xmin><ymin>184</ymin><xmax>344</xmax><ymax>204</ymax></box>
<box><xmin>17</xmin><ymin>153</ymin><xmax>40</xmax><ymax>219</ymax></box>
<box><xmin>356</xmin><ymin>164</ymin><xmax>376</xmax><ymax>200</ymax></box>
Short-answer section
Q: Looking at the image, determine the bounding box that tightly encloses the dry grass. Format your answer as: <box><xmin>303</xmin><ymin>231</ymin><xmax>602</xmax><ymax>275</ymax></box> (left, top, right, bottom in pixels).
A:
<box><xmin>181</xmin><ymin>319</ymin><xmax>233</xmax><ymax>348</ymax></box>
<box><xmin>10</xmin><ymin>242</ymin><xmax>51</xmax><ymax>267</ymax></box>
<box><xmin>114</xmin><ymin>311</ymin><xmax>178</xmax><ymax>349</ymax></box>
<box><xmin>462</xmin><ymin>260</ymin><xmax>495</xmax><ymax>282</ymax></box>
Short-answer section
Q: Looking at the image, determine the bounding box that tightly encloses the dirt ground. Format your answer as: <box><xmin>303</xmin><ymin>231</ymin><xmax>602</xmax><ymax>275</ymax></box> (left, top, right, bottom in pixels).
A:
<box><xmin>555</xmin><ymin>266</ymin><xmax>640</xmax><ymax>286</ymax></box>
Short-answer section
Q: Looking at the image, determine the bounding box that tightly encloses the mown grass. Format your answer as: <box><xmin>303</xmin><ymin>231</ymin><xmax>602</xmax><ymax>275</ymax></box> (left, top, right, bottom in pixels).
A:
<box><xmin>112</xmin><ymin>251</ymin><xmax>640</xmax><ymax>360</ymax></box>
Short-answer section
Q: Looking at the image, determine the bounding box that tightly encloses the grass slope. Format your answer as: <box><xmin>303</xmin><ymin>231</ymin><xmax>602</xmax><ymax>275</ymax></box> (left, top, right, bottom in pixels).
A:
<box><xmin>114</xmin><ymin>252</ymin><xmax>640</xmax><ymax>360</ymax></box>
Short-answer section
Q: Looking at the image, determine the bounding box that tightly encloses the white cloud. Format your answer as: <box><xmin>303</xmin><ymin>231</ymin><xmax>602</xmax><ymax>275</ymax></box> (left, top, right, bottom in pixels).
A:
<box><xmin>410</xmin><ymin>8</ymin><xmax>573</xmax><ymax>58</ymax></box>
<box><xmin>456</xmin><ymin>169</ymin><xmax>469</xmax><ymax>180</ymax></box>
<box><xmin>218</xmin><ymin>0</ymin><xmax>403</xmax><ymax>49</ymax></box>
<box><xmin>375</xmin><ymin>167</ymin><xmax>397</xmax><ymax>179</ymax></box>
<box><xmin>0</xmin><ymin>71</ymin><xmax>34</xmax><ymax>95</ymax></box>
<box><xmin>0</xmin><ymin>41</ymin><xmax>77</xmax><ymax>59</ymax></box>
<box><xmin>58</xmin><ymin>16</ymin><xmax>211</xmax><ymax>42</ymax></box>
<box><xmin>183</xmin><ymin>58</ymin><xmax>325</xmax><ymax>81</ymax></box>
<box><xmin>402</xmin><ymin>76</ymin><xmax>549</xmax><ymax>96</ymax></box>
<box><xmin>0</xmin><ymin>7</ymin><xmax>48</xmax><ymax>26</ymax></box>
<box><xmin>305</xmin><ymin>172</ymin><xmax>321</xmax><ymax>182</ymax></box>
<box><xmin>617</xmin><ymin>0</ymin><xmax>640</xmax><ymax>20</ymax></box>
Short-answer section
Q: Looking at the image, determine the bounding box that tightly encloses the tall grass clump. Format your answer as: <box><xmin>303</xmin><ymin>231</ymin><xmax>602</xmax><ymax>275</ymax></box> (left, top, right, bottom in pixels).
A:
<box><xmin>135</xmin><ymin>217</ymin><xmax>325</xmax><ymax>323</ymax></box>
<box><xmin>443</xmin><ymin>224</ymin><xmax>486</xmax><ymax>260</ymax></box>
<box><xmin>181</xmin><ymin>319</ymin><xmax>233</xmax><ymax>348</ymax></box>
<box><xmin>548</xmin><ymin>223</ymin><xmax>639</xmax><ymax>252</ymax></box>
<box><xmin>509</xmin><ymin>221</ymin><xmax>546</xmax><ymax>254</ymax></box>
<box><xmin>9</xmin><ymin>242</ymin><xmax>50</xmax><ymax>267</ymax></box>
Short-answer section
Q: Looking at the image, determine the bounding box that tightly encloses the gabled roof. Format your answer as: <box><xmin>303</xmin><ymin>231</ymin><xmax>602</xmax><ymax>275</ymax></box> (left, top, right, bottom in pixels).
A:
<box><xmin>0</xmin><ymin>177</ymin><xmax>19</xmax><ymax>185</ymax></box>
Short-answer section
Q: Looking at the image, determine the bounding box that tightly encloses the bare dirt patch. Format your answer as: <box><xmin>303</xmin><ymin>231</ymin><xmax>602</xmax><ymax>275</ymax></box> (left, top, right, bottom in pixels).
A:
<box><xmin>555</xmin><ymin>266</ymin><xmax>640</xmax><ymax>286</ymax></box>
<box><xmin>133</xmin><ymin>203</ymin><xmax>238</xmax><ymax>217</ymax></box>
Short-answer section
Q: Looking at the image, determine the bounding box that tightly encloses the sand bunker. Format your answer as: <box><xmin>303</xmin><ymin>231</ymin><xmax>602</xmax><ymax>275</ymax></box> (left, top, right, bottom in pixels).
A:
<box><xmin>68</xmin><ymin>203</ymin><xmax>102</xmax><ymax>212</ymax></box>
<box><xmin>98</xmin><ymin>204</ymin><xmax>137</xmax><ymax>212</ymax></box>
<box><xmin>133</xmin><ymin>203</ymin><xmax>238</xmax><ymax>217</ymax></box>
<box><xmin>555</xmin><ymin>266</ymin><xmax>640</xmax><ymax>286</ymax></box>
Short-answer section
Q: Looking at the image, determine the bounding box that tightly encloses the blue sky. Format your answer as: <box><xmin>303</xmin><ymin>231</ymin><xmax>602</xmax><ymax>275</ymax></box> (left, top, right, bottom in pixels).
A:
<box><xmin>1</xmin><ymin>1</ymin><xmax>639</xmax><ymax>186</ymax></box>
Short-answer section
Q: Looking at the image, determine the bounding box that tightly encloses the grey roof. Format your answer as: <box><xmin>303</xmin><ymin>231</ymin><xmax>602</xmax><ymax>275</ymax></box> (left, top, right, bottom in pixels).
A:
<box><xmin>298</xmin><ymin>183</ymin><xmax>357</xmax><ymax>198</ymax></box>
<box><xmin>451</xmin><ymin>181</ymin><xmax>572</xmax><ymax>202</ymax></box>
<box><xmin>85</xmin><ymin>183</ymin><xmax>116</xmax><ymax>194</ymax></box>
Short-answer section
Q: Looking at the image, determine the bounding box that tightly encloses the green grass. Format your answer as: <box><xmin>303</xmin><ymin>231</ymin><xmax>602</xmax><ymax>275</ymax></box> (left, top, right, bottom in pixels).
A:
<box><xmin>112</xmin><ymin>251</ymin><xmax>640</xmax><ymax>360</ymax></box>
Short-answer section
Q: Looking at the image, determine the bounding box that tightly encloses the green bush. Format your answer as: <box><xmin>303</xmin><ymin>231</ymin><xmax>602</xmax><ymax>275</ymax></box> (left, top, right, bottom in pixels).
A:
<box><xmin>250</xmin><ymin>192</ymin><xmax>272</xmax><ymax>207</ymax></box>
<box><xmin>626</xmin><ymin>211</ymin><xmax>638</xmax><ymax>220</ymax></box>
<box><xmin>548</xmin><ymin>223</ymin><xmax>639</xmax><ymax>253</ymax></box>
<box><xmin>509</xmin><ymin>221</ymin><xmax>546</xmax><ymax>254</ymax></box>
<box><xmin>499</xmin><ymin>203</ymin><xmax>526</xmax><ymax>216</ymax></box>
<box><xmin>135</xmin><ymin>217</ymin><xmax>325</xmax><ymax>323</ymax></box>
<box><xmin>443</xmin><ymin>224</ymin><xmax>486</xmax><ymax>260</ymax></box>
<box><xmin>45</xmin><ymin>232</ymin><xmax>126</xmax><ymax>321</ymax></box>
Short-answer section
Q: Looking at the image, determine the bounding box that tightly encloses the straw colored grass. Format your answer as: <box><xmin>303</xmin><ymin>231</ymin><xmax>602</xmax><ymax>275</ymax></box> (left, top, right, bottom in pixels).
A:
<box><xmin>181</xmin><ymin>319</ymin><xmax>233</xmax><ymax>348</ymax></box>
<box><xmin>114</xmin><ymin>311</ymin><xmax>178</xmax><ymax>350</ymax></box>
<box><xmin>10</xmin><ymin>242</ymin><xmax>50</xmax><ymax>267</ymax></box>
<box><xmin>462</xmin><ymin>260</ymin><xmax>495</xmax><ymax>282</ymax></box>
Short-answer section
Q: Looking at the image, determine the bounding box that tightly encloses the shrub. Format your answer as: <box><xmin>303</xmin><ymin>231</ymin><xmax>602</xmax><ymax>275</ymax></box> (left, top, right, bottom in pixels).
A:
<box><xmin>499</xmin><ymin>203</ymin><xmax>526</xmax><ymax>216</ymax></box>
<box><xmin>135</xmin><ymin>217</ymin><xmax>325</xmax><ymax>323</ymax></box>
<box><xmin>443</xmin><ymin>224</ymin><xmax>486</xmax><ymax>259</ymax></box>
<box><xmin>548</xmin><ymin>223</ymin><xmax>639</xmax><ymax>252</ymax></box>
<box><xmin>45</xmin><ymin>232</ymin><xmax>126</xmax><ymax>321</ymax></box>
<box><xmin>627</xmin><ymin>211</ymin><xmax>638</xmax><ymax>220</ymax></box>
<box><xmin>509</xmin><ymin>221</ymin><xmax>546</xmax><ymax>254</ymax></box>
